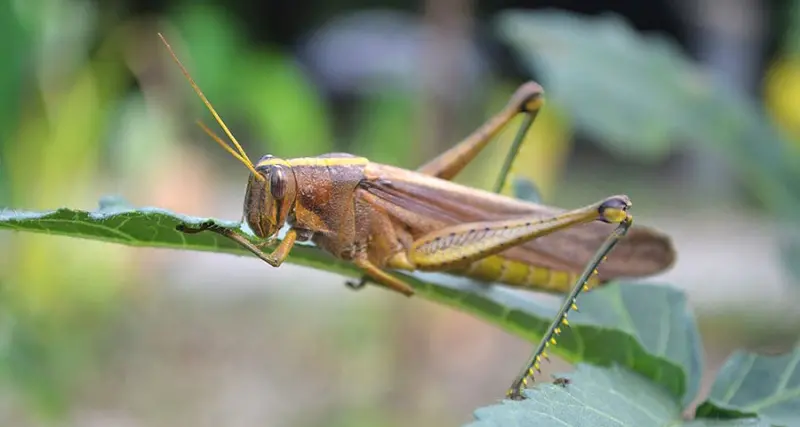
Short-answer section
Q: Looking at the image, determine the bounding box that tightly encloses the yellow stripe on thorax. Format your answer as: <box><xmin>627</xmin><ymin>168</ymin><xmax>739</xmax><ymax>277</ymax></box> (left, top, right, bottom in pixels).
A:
<box><xmin>458</xmin><ymin>256</ymin><xmax>600</xmax><ymax>293</ymax></box>
<box><xmin>256</xmin><ymin>157</ymin><xmax>369</xmax><ymax>168</ymax></box>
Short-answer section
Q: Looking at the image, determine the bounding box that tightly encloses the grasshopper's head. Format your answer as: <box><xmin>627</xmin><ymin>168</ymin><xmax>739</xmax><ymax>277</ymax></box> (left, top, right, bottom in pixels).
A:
<box><xmin>243</xmin><ymin>155</ymin><xmax>298</xmax><ymax>238</ymax></box>
<box><xmin>157</xmin><ymin>33</ymin><xmax>299</xmax><ymax>239</ymax></box>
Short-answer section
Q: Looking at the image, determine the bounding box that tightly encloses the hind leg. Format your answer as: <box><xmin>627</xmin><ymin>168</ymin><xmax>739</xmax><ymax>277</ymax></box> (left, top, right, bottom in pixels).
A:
<box><xmin>416</xmin><ymin>82</ymin><xmax>544</xmax><ymax>188</ymax></box>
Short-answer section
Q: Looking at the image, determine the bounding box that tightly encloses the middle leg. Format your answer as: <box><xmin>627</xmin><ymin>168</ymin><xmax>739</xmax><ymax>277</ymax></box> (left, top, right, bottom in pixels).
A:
<box><xmin>344</xmin><ymin>189</ymin><xmax>418</xmax><ymax>296</ymax></box>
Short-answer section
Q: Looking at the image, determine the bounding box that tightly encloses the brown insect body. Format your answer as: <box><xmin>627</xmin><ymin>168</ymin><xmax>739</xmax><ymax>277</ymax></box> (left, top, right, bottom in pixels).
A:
<box><xmin>156</xmin><ymin>32</ymin><xmax>674</xmax><ymax>299</ymax></box>
<box><xmin>246</xmin><ymin>153</ymin><xmax>674</xmax><ymax>296</ymax></box>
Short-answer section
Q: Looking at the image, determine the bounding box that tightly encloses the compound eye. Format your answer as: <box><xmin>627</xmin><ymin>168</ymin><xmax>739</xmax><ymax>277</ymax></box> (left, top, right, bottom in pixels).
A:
<box><xmin>270</xmin><ymin>166</ymin><xmax>287</xmax><ymax>200</ymax></box>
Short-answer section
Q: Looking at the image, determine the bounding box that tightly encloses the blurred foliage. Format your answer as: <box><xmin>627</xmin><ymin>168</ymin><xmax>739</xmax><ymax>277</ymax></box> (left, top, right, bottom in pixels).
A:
<box><xmin>695</xmin><ymin>347</ymin><xmax>800</xmax><ymax>426</ymax></box>
<box><xmin>765</xmin><ymin>0</ymin><xmax>800</xmax><ymax>147</ymax></box>
<box><xmin>496</xmin><ymin>8</ymin><xmax>800</xmax><ymax>297</ymax></box>
<box><xmin>166</xmin><ymin>4</ymin><xmax>335</xmax><ymax>158</ymax></box>
<box><xmin>0</xmin><ymin>0</ymin><xmax>134</xmax><ymax>417</ymax></box>
<box><xmin>0</xmin><ymin>0</ymin><xmax>29</xmax><ymax>206</ymax></box>
<box><xmin>764</xmin><ymin>0</ymin><xmax>800</xmax><ymax>285</ymax></box>
<box><xmin>496</xmin><ymin>10</ymin><xmax>800</xmax><ymax>217</ymax></box>
<box><xmin>0</xmin><ymin>0</ymin><xmax>799</xmax><ymax>425</ymax></box>
<box><xmin>349</xmin><ymin>88</ymin><xmax>417</xmax><ymax>166</ymax></box>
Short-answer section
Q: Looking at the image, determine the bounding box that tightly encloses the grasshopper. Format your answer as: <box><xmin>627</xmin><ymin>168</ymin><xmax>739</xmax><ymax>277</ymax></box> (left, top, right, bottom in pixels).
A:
<box><xmin>157</xmin><ymin>34</ymin><xmax>675</xmax><ymax>399</ymax></box>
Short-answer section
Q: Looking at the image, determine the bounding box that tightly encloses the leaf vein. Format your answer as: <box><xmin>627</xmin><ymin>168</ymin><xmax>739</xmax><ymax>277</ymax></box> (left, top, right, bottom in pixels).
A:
<box><xmin>743</xmin><ymin>350</ymin><xmax>800</xmax><ymax>412</ymax></box>
<box><xmin>775</xmin><ymin>348</ymin><xmax>800</xmax><ymax>395</ymax></box>
<box><xmin>560</xmin><ymin>388</ymin><xmax>625</xmax><ymax>426</ymax></box>
<box><xmin>34</xmin><ymin>218</ymin><xmax>135</xmax><ymax>242</ymax></box>
<box><xmin>607</xmin><ymin>387</ymin><xmax>661</xmax><ymax>423</ymax></box>
<box><xmin>721</xmin><ymin>354</ymin><xmax>756</xmax><ymax>404</ymax></box>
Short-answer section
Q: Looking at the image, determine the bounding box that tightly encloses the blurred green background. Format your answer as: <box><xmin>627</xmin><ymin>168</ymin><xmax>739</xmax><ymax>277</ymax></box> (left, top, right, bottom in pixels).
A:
<box><xmin>1</xmin><ymin>0</ymin><xmax>800</xmax><ymax>426</ymax></box>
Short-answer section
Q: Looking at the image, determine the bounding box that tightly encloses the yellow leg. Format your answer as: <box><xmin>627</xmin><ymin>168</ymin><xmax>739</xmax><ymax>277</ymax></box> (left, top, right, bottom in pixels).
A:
<box><xmin>408</xmin><ymin>196</ymin><xmax>631</xmax><ymax>270</ymax></box>
<box><xmin>353</xmin><ymin>256</ymin><xmax>415</xmax><ymax>297</ymax></box>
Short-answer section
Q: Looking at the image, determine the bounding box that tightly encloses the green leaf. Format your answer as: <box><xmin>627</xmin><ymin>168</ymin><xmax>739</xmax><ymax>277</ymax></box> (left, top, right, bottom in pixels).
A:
<box><xmin>0</xmin><ymin>197</ymin><xmax>693</xmax><ymax>401</ymax></box>
<box><xmin>571</xmin><ymin>281</ymin><xmax>703</xmax><ymax>406</ymax></box>
<box><xmin>696</xmin><ymin>346</ymin><xmax>800</xmax><ymax>427</ymax></box>
<box><xmin>467</xmin><ymin>365</ymin><xmax>769</xmax><ymax>427</ymax></box>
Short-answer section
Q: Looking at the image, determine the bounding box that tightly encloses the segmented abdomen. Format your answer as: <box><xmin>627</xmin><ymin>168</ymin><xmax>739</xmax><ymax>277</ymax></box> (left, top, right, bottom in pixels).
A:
<box><xmin>451</xmin><ymin>255</ymin><xmax>600</xmax><ymax>293</ymax></box>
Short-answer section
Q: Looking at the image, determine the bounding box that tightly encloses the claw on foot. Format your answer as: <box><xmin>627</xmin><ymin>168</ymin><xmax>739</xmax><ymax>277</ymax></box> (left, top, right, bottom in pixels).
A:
<box><xmin>176</xmin><ymin>220</ymin><xmax>218</xmax><ymax>234</ymax></box>
<box><xmin>345</xmin><ymin>276</ymin><xmax>369</xmax><ymax>291</ymax></box>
